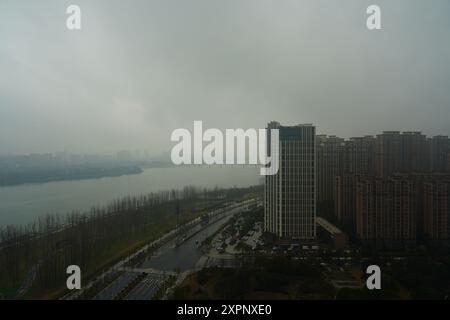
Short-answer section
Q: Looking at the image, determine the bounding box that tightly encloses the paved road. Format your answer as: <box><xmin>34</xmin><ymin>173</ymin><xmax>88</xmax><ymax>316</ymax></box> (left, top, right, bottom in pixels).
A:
<box><xmin>93</xmin><ymin>272</ymin><xmax>140</xmax><ymax>300</ymax></box>
<box><xmin>95</xmin><ymin>212</ymin><xmax>237</xmax><ymax>300</ymax></box>
<box><xmin>14</xmin><ymin>261</ymin><xmax>40</xmax><ymax>298</ymax></box>
<box><xmin>125</xmin><ymin>275</ymin><xmax>165</xmax><ymax>300</ymax></box>
<box><xmin>119</xmin><ymin>267</ymin><xmax>176</xmax><ymax>276</ymax></box>
<box><xmin>92</xmin><ymin>200</ymin><xmax>254</xmax><ymax>300</ymax></box>
<box><xmin>140</xmin><ymin>207</ymin><xmax>240</xmax><ymax>272</ymax></box>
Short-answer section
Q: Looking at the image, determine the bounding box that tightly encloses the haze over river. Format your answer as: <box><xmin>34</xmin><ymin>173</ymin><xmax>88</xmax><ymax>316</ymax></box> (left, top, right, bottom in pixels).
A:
<box><xmin>0</xmin><ymin>167</ymin><xmax>259</xmax><ymax>226</ymax></box>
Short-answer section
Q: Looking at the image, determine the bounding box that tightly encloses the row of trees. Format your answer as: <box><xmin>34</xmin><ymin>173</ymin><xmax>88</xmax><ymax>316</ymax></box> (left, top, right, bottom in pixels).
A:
<box><xmin>0</xmin><ymin>185</ymin><xmax>262</xmax><ymax>299</ymax></box>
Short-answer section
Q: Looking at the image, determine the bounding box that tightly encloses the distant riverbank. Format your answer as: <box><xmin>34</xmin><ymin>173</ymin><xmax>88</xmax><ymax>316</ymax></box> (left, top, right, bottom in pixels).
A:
<box><xmin>0</xmin><ymin>164</ymin><xmax>143</xmax><ymax>187</ymax></box>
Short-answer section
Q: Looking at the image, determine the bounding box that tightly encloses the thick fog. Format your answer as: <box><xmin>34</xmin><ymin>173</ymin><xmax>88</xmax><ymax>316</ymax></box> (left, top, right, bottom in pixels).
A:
<box><xmin>1</xmin><ymin>0</ymin><xmax>449</xmax><ymax>155</ymax></box>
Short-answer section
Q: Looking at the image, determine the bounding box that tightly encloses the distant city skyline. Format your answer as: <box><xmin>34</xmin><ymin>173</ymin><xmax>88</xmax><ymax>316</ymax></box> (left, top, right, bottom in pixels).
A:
<box><xmin>1</xmin><ymin>127</ymin><xmax>449</xmax><ymax>158</ymax></box>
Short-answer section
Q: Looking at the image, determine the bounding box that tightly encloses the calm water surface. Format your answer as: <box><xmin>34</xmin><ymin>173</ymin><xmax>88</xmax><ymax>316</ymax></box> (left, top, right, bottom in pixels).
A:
<box><xmin>0</xmin><ymin>167</ymin><xmax>260</xmax><ymax>226</ymax></box>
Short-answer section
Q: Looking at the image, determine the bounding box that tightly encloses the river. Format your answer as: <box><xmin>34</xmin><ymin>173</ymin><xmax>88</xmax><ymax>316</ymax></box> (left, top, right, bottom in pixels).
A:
<box><xmin>0</xmin><ymin>166</ymin><xmax>260</xmax><ymax>226</ymax></box>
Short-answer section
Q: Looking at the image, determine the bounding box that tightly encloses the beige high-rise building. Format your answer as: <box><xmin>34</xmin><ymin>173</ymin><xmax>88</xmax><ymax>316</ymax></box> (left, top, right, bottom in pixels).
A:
<box><xmin>316</xmin><ymin>135</ymin><xmax>345</xmax><ymax>206</ymax></box>
<box><xmin>431</xmin><ymin>135</ymin><xmax>450</xmax><ymax>172</ymax></box>
<box><xmin>375</xmin><ymin>131</ymin><xmax>431</xmax><ymax>177</ymax></box>
<box><xmin>355</xmin><ymin>175</ymin><xmax>417</xmax><ymax>248</ymax></box>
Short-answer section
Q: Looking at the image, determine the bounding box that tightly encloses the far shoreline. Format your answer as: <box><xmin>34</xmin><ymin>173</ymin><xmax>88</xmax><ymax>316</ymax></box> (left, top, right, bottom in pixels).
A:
<box><xmin>0</xmin><ymin>166</ymin><xmax>144</xmax><ymax>188</ymax></box>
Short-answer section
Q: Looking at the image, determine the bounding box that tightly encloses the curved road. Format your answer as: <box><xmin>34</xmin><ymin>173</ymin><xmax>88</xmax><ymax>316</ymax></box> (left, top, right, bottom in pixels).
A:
<box><xmin>140</xmin><ymin>208</ymin><xmax>238</xmax><ymax>272</ymax></box>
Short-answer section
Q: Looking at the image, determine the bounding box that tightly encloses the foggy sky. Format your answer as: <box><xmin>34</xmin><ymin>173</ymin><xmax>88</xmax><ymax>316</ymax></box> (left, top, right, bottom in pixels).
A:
<box><xmin>1</xmin><ymin>0</ymin><xmax>450</xmax><ymax>155</ymax></box>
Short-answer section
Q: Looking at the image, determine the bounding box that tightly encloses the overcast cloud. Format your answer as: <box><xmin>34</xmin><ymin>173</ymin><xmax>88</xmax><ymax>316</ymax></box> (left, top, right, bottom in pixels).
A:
<box><xmin>1</xmin><ymin>0</ymin><xmax>449</xmax><ymax>155</ymax></box>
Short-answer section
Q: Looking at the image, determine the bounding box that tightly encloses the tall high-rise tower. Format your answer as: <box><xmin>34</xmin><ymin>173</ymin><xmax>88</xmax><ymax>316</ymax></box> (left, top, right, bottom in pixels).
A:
<box><xmin>264</xmin><ymin>122</ymin><xmax>316</xmax><ymax>239</ymax></box>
